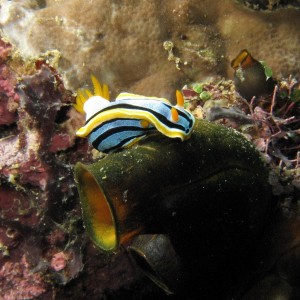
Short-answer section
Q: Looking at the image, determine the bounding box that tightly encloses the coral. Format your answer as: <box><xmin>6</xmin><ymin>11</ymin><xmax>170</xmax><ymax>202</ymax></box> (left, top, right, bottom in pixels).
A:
<box><xmin>0</xmin><ymin>0</ymin><xmax>299</xmax><ymax>98</ymax></box>
<box><xmin>0</xmin><ymin>48</ymin><xmax>84</xmax><ymax>297</ymax></box>
<box><xmin>0</xmin><ymin>0</ymin><xmax>298</xmax><ymax>297</ymax></box>
<box><xmin>0</xmin><ymin>39</ymin><xmax>12</xmax><ymax>62</ymax></box>
<box><xmin>50</xmin><ymin>251</ymin><xmax>68</xmax><ymax>272</ymax></box>
<box><xmin>0</xmin><ymin>39</ymin><xmax>19</xmax><ymax>126</ymax></box>
<box><xmin>239</xmin><ymin>0</ymin><xmax>300</xmax><ymax>10</ymax></box>
<box><xmin>0</xmin><ymin>255</ymin><xmax>46</xmax><ymax>300</ymax></box>
<box><xmin>0</xmin><ymin>35</ymin><xmax>149</xmax><ymax>300</ymax></box>
<box><xmin>184</xmin><ymin>76</ymin><xmax>300</xmax><ymax>171</ymax></box>
<box><xmin>0</xmin><ymin>65</ymin><xmax>74</xmax><ymax>189</ymax></box>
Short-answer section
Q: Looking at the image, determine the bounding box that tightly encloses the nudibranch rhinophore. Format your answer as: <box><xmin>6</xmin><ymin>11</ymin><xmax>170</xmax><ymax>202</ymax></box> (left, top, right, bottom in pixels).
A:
<box><xmin>231</xmin><ymin>49</ymin><xmax>275</xmax><ymax>100</ymax></box>
<box><xmin>74</xmin><ymin>76</ymin><xmax>195</xmax><ymax>153</ymax></box>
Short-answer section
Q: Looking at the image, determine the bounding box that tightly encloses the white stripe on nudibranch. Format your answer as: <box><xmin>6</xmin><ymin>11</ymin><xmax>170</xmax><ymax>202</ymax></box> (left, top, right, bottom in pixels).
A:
<box><xmin>74</xmin><ymin>76</ymin><xmax>196</xmax><ymax>153</ymax></box>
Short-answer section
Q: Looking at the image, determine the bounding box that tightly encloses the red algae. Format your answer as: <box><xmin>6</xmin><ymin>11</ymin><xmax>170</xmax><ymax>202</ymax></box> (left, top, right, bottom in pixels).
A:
<box><xmin>0</xmin><ymin>255</ymin><xmax>46</xmax><ymax>300</ymax></box>
<box><xmin>0</xmin><ymin>1</ymin><xmax>299</xmax><ymax>295</ymax></box>
<box><xmin>0</xmin><ymin>40</ymin><xmax>19</xmax><ymax>125</ymax></box>
<box><xmin>0</xmin><ymin>35</ymin><xmax>140</xmax><ymax>299</ymax></box>
<box><xmin>0</xmin><ymin>36</ymin><xmax>85</xmax><ymax>298</ymax></box>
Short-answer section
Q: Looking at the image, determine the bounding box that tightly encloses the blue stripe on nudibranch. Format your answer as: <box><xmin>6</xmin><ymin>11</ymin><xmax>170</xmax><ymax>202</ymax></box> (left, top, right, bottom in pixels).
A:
<box><xmin>89</xmin><ymin>118</ymin><xmax>155</xmax><ymax>153</ymax></box>
<box><xmin>75</xmin><ymin>78</ymin><xmax>196</xmax><ymax>153</ymax></box>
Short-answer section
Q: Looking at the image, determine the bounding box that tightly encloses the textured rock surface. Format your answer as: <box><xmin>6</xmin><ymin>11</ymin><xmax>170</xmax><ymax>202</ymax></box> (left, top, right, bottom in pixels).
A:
<box><xmin>1</xmin><ymin>0</ymin><xmax>299</xmax><ymax>98</ymax></box>
<box><xmin>0</xmin><ymin>40</ymin><xmax>143</xmax><ymax>300</ymax></box>
<box><xmin>239</xmin><ymin>0</ymin><xmax>300</xmax><ymax>10</ymax></box>
<box><xmin>0</xmin><ymin>1</ymin><xmax>299</xmax><ymax>299</ymax></box>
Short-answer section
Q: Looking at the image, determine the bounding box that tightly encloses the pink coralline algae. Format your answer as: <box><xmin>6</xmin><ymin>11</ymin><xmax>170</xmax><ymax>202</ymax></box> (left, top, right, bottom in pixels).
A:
<box><xmin>0</xmin><ymin>36</ymin><xmax>141</xmax><ymax>299</ymax></box>
<box><xmin>0</xmin><ymin>37</ymin><xmax>88</xmax><ymax>298</ymax></box>
<box><xmin>0</xmin><ymin>40</ymin><xmax>19</xmax><ymax>125</ymax></box>
<box><xmin>0</xmin><ymin>255</ymin><xmax>46</xmax><ymax>300</ymax></box>
<box><xmin>0</xmin><ymin>65</ymin><xmax>76</xmax><ymax>189</ymax></box>
<box><xmin>0</xmin><ymin>39</ymin><xmax>11</xmax><ymax>62</ymax></box>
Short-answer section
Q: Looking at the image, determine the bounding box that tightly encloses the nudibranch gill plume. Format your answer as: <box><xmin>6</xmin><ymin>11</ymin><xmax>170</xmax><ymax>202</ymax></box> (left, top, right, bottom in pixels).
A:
<box><xmin>74</xmin><ymin>76</ymin><xmax>196</xmax><ymax>153</ymax></box>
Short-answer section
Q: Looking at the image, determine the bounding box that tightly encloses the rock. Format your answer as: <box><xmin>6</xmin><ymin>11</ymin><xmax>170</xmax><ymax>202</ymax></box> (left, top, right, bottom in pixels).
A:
<box><xmin>1</xmin><ymin>0</ymin><xmax>299</xmax><ymax>97</ymax></box>
<box><xmin>0</xmin><ymin>36</ymin><xmax>144</xmax><ymax>299</ymax></box>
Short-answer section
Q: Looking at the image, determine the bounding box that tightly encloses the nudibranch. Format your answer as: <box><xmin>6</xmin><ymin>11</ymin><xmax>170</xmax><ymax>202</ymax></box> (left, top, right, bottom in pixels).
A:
<box><xmin>231</xmin><ymin>49</ymin><xmax>275</xmax><ymax>100</ymax></box>
<box><xmin>75</xmin><ymin>76</ymin><xmax>195</xmax><ymax>153</ymax></box>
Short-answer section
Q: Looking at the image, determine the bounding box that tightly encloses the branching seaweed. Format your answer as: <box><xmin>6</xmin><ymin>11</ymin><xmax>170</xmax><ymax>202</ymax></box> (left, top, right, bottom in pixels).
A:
<box><xmin>183</xmin><ymin>77</ymin><xmax>300</xmax><ymax>198</ymax></box>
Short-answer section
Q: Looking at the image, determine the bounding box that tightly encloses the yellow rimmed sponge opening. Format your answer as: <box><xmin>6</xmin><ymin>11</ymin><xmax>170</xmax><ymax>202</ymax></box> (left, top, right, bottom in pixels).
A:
<box><xmin>75</xmin><ymin>163</ymin><xmax>117</xmax><ymax>251</ymax></box>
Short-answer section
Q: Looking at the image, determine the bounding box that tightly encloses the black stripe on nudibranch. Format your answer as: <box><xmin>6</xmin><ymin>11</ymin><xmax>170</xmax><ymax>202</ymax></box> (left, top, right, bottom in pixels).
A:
<box><xmin>90</xmin><ymin>118</ymin><xmax>151</xmax><ymax>134</ymax></box>
<box><xmin>86</xmin><ymin>103</ymin><xmax>192</xmax><ymax>133</ymax></box>
<box><xmin>100</xmin><ymin>133</ymin><xmax>147</xmax><ymax>153</ymax></box>
<box><xmin>92</xmin><ymin>124</ymin><xmax>155</xmax><ymax>148</ymax></box>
